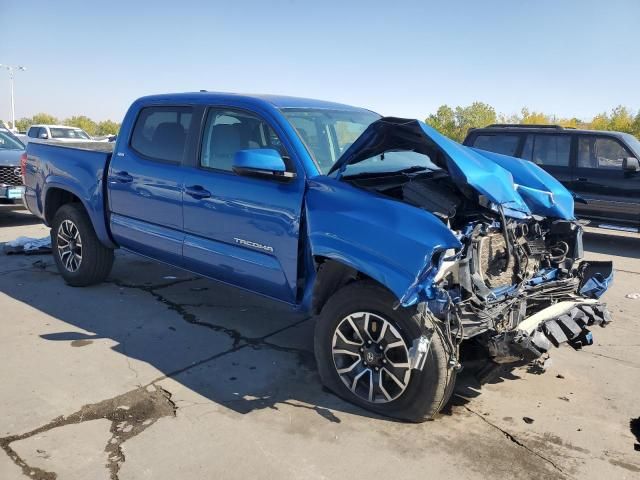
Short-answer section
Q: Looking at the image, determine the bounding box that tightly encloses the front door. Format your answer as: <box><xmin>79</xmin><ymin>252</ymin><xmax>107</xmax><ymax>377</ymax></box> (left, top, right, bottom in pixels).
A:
<box><xmin>108</xmin><ymin>105</ymin><xmax>194</xmax><ymax>265</ymax></box>
<box><xmin>181</xmin><ymin>107</ymin><xmax>305</xmax><ymax>303</ymax></box>
<box><xmin>571</xmin><ymin>134</ymin><xmax>640</xmax><ymax>227</ymax></box>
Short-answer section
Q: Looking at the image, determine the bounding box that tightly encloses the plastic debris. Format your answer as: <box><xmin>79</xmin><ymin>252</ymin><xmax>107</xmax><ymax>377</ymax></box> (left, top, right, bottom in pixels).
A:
<box><xmin>625</xmin><ymin>292</ymin><xmax>640</xmax><ymax>299</ymax></box>
<box><xmin>3</xmin><ymin>236</ymin><xmax>52</xmax><ymax>255</ymax></box>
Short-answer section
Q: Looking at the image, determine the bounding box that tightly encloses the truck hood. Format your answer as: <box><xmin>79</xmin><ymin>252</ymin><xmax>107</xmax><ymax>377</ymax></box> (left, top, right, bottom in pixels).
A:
<box><xmin>328</xmin><ymin>118</ymin><xmax>574</xmax><ymax>220</ymax></box>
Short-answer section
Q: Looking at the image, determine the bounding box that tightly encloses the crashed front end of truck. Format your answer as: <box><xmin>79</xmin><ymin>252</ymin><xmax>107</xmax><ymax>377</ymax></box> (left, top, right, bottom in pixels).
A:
<box><xmin>328</xmin><ymin>118</ymin><xmax>613</xmax><ymax>368</ymax></box>
<box><xmin>425</xmin><ymin>213</ymin><xmax>612</xmax><ymax>366</ymax></box>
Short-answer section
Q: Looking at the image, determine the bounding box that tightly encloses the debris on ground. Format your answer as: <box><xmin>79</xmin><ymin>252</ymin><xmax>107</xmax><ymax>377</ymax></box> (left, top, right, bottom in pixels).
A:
<box><xmin>625</xmin><ymin>293</ymin><xmax>640</xmax><ymax>299</ymax></box>
<box><xmin>523</xmin><ymin>417</ymin><xmax>535</xmax><ymax>424</ymax></box>
<box><xmin>3</xmin><ymin>236</ymin><xmax>52</xmax><ymax>255</ymax></box>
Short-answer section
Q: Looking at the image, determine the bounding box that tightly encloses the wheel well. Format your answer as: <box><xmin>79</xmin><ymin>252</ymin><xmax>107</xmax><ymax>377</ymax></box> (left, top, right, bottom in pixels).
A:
<box><xmin>45</xmin><ymin>188</ymin><xmax>82</xmax><ymax>224</ymax></box>
<box><xmin>311</xmin><ymin>257</ymin><xmax>378</xmax><ymax>314</ymax></box>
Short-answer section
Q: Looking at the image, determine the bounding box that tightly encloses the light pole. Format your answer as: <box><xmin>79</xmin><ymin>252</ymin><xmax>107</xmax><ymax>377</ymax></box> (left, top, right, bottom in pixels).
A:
<box><xmin>0</xmin><ymin>64</ymin><xmax>27</xmax><ymax>131</ymax></box>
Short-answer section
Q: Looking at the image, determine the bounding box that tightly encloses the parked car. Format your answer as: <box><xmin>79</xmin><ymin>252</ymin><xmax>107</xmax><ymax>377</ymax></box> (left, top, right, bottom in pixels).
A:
<box><xmin>25</xmin><ymin>124</ymin><xmax>95</xmax><ymax>144</ymax></box>
<box><xmin>0</xmin><ymin>126</ymin><xmax>26</xmax><ymax>203</ymax></box>
<box><xmin>23</xmin><ymin>93</ymin><xmax>612</xmax><ymax>422</ymax></box>
<box><xmin>463</xmin><ymin>125</ymin><xmax>640</xmax><ymax>232</ymax></box>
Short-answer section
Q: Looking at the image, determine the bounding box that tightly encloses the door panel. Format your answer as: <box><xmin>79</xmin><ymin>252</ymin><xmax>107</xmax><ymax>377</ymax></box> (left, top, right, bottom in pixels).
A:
<box><xmin>521</xmin><ymin>133</ymin><xmax>573</xmax><ymax>187</ymax></box>
<box><xmin>571</xmin><ymin>135</ymin><xmax>640</xmax><ymax>226</ymax></box>
<box><xmin>108</xmin><ymin>106</ymin><xmax>193</xmax><ymax>264</ymax></box>
<box><xmin>182</xmin><ymin>107</ymin><xmax>304</xmax><ymax>303</ymax></box>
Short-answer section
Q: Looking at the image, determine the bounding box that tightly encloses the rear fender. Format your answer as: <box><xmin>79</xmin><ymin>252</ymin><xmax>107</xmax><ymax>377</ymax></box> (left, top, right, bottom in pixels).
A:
<box><xmin>304</xmin><ymin>177</ymin><xmax>461</xmax><ymax>306</ymax></box>
<box><xmin>44</xmin><ymin>177</ymin><xmax>115</xmax><ymax>249</ymax></box>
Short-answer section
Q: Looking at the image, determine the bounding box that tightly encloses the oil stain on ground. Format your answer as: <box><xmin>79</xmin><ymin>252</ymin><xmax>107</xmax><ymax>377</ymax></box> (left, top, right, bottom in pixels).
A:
<box><xmin>0</xmin><ymin>385</ymin><xmax>176</xmax><ymax>480</ymax></box>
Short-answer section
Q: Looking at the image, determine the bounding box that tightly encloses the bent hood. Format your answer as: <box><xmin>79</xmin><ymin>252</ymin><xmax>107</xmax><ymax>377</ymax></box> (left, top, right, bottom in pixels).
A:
<box><xmin>328</xmin><ymin>118</ymin><xmax>574</xmax><ymax>220</ymax></box>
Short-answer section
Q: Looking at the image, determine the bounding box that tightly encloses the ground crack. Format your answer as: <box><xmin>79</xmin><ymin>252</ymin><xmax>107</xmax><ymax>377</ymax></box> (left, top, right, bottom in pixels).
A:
<box><xmin>0</xmin><ymin>385</ymin><xmax>176</xmax><ymax>480</ymax></box>
<box><xmin>460</xmin><ymin>402</ymin><xmax>568</xmax><ymax>477</ymax></box>
<box><xmin>111</xmin><ymin>278</ymin><xmax>315</xmax><ymax>369</ymax></box>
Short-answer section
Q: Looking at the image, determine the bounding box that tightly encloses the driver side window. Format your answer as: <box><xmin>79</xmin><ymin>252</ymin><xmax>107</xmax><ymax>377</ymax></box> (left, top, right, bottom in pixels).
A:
<box><xmin>200</xmin><ymin>108</ymin><xmax>286</xmax><ymax>172</ymax></box>
<box><xmin>578</xmin><ymin>136</ymin><xmax>631</xmax><ymax>169</ymax></box>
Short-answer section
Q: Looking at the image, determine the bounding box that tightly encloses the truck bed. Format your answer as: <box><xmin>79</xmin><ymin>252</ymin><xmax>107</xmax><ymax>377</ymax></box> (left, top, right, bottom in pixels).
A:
<box><xmin>24</xmin><ymin>140</ymin><xmax>115</xmax><ymax>248</ymax></box>
<box><xmin>34</xmin><ymin>141</ymin><xmax>115</xmax><ymax>153</ymax></box>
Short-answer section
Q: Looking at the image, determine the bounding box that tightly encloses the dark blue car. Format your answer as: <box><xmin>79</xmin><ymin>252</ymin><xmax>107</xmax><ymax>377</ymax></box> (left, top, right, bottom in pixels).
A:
<box><xmin>23</xmin><ymin>92</ymin><xmax>612</xmax><ymax>421</ymax></box>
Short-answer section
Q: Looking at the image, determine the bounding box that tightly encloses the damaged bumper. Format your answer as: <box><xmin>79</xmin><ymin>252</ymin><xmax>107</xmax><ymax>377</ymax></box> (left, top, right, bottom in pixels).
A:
<box><xmin>489</xmin><ymin>299</ymin><xmax>612</xmax><ymax>363</ymax></box>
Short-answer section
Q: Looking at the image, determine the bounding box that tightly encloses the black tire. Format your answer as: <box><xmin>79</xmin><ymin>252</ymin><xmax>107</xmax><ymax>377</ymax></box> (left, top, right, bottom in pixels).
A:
<box><xmin>314</xmin><ymin>280</ymin><xmax>456</xmax><ymax>423</ymax></box>
<box><xmin>51</xmin><ymin>203</ymin><xmax>114</xmax><ymax>286</ymax></box>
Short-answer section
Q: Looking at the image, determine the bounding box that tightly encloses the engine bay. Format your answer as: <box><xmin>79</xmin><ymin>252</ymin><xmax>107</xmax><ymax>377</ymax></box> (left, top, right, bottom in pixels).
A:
<box><xmin>345</xmin><ymin>168</ymin><xmax>613</xmax><ymax>364</ymax></box>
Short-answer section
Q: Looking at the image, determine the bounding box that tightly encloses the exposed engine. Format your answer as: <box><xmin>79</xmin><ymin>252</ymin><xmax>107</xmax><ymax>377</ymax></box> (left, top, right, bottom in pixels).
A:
<box><xmin>347</xmin><ymin>169</ymin><xmax>613</xmax><ymax>365</ymax></box>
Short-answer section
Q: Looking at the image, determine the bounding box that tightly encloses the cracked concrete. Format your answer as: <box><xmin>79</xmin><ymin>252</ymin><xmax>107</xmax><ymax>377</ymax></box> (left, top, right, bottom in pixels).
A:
<box><xmin>0</xmin><ymin>385</ymin><xmax>175</xmax><ymax>480</ymax></box>
<box><xmin>1</xmin><ymin>205</ymin><xmax>640</xmax><ymax>479</ymax></box>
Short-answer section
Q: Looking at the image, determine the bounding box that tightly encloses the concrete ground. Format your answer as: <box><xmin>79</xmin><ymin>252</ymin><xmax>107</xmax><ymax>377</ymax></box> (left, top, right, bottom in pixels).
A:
<box><xmin>0</xmin><ymin>203</ymin><xmax>638</xmax><ymax>480</ymax></box>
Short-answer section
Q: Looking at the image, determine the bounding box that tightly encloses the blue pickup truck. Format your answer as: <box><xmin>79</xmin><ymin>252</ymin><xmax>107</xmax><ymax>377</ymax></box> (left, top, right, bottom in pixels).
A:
<box><xmin>23</xmin><ymin>92</ymin><xmax>612</xmax><ymax>422</ymax></box>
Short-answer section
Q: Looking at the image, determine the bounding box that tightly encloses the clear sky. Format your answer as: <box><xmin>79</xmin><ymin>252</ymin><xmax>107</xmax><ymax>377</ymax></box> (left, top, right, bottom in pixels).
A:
<box><xmin>0</xmin><ymin>0</ymin><xmax>638</xmax><ymax>122</ymax></box>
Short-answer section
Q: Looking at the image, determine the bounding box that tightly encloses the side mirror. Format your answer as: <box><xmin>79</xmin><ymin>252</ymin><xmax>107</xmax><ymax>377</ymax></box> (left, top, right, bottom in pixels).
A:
<box><xmin>622</xmin><ymin>157</ymin><xmax>640</xmax><ymax>172</ymax></box>
<box><xmin>232</xmin><ymin>148</ymin><xmax>295</xmax><ymax>180</ymax></box>
<box><xmin>39</xmin><ymin>133</ymin><xmax>49</xmax><ymax>139</ymax></box>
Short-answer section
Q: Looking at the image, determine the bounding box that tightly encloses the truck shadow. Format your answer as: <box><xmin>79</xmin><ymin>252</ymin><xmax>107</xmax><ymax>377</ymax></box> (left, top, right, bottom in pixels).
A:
<box><xmin>0</xmin><ymin>251</ymin><xmax>382</xmax><ymax>423</ymax></box>
<box><xmin>0</xmin><ymin>204</ymin><xmax>42</xmax><ymax>228</ymax></box>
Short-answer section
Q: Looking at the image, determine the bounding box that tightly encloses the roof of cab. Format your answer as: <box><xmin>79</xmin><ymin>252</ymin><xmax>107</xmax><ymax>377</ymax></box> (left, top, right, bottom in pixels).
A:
<box><xmin>135</xmin><ymin>91</ymin><xmax>373</xmax><ymax>112</ymax></box>
<box><xmin>469</xmin><ymin>124</ymin><xmax>631</xmax><ymax>139</ymax></box>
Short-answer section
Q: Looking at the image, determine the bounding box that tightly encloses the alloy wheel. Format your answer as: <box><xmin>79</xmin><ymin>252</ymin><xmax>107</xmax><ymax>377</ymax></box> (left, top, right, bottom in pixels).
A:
<box><xmin>331</xmin><ymin>312</ymin><xmax>411</xmax><ymax>404</ymax></box>
<box><xmin>57</xmin><ymin>219</ymin><xmax>83</xmax><ymax>272</ymax></box>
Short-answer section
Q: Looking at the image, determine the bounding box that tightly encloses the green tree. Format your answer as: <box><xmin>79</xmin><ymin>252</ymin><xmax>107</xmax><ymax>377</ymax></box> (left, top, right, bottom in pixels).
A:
<box><xmin>454</xmin><ymin>102</ymin><xmax>496</xmax><ymax>141</ymax></box>
<box><xmin>95</xmin><ymin>120</ymin><xmax>120</xmax><ymax>136</ymax></box>
<box><xmin>608</xmin><ymin>105</ymin><xmax>634</xmax><ymax>133</ymax></box>
<box><xmin>31</xmin><ymin>113</ymin><xmax>59</xmax><ymax>125</ymax></box>
<box><xmin>589</xmin><ymin>112</ymin><xmax>610</xmax><ymax>131</ymax></box>
<box><xmin>64</xmin><ymin>115</ymin><xmax>98</xmax><ymax>136</ymax></box>
<box><xmin>14</xmin><ymin>117</ymin><xmax>32</xmax><ymax>132</ymax></box>
<box><xmin>425</xmin><ymin>105</ymin><xmax>457</xmax><ymax>139</ymax></box>
<box><xmin>426</xmin><ymin>102</ymin><xmax>496</xmax><ymax>142</ymax></box>
<box><xmin>633</xmin><ymin>111</ymin><xmax>640</xmax><ymax>138</ymax></box>
<box><xmin>519</xmin><ymin>107</ymin><xmax>552</xmax><ymax>125</ymax></box>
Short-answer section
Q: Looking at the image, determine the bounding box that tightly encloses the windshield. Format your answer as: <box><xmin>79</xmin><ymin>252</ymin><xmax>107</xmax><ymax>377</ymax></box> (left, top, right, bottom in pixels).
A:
<box><xmin>0</xmin><ymin>130</ymin><xmax>24</xmax><ymax>150</ymax></box>
<box><xmin>621</xmin><ymin>133</ymin><xmax>640</xmax><ymax>158</ymax></box>
<box><xmin>50</xmin><ymin>128</ymin><xmax>91</xmax><ymax>140</ymax></box>
<box><xmin>281</xmin><ymin>108</ymin><xmax>380</xmax><ymax>174</ymax></box>
<box><xmin>340</xmin><ymin>151</ymin><xmax>442</xmax><ymax>177</ymax></box>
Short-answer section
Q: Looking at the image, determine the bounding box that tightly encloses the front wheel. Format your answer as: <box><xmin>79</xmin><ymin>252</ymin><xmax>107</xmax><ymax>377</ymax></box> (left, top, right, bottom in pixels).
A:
<box><xmin>51</xmin><ymin>203</ymin><xmax>114</xmax><ymax>286</ymax></box>
<box><xmin>314</xmin><ymin>280</ymin><xmax>456</xmax><ymax>422</ymax></box>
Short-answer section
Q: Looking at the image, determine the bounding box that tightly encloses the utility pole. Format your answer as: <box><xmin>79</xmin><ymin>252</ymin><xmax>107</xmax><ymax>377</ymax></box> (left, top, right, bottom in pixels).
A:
<box><xmin>0</xmin><ymin>64</ymin><xmax>27</xmax><ymax>131</ymax></box>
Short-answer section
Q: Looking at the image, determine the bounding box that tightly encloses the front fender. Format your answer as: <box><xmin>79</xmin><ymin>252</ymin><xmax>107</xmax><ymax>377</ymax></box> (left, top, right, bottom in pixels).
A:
<box><xmin>305</xmin><ymin>177</ymin><xmax>461</xmax><ymax>306</ymax></box>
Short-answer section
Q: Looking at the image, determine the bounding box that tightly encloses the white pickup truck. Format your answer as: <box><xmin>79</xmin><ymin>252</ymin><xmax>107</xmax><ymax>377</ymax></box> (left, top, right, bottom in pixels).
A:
<box><xmin>25</xmin><ymin>124</ymin><xmax>95</xmax><ymax>144</ymax></box>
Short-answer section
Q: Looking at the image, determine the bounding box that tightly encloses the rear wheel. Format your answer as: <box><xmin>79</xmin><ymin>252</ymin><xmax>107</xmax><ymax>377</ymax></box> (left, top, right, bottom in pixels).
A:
<box><xmin>314</xmin><ymin>280</ymin><xmax>456</xmax><ymax>422</ymax></box>
<box><xmin>51</xmin><ymin>203</ymin><xmax>114</xmax><ymax>286</ymax></box>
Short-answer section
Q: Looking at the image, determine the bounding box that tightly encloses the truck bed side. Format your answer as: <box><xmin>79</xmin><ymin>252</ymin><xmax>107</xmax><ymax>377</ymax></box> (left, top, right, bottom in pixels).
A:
<box><xmin>23</xmin><ymin>142</ymin><xmax>116</xmax><ymax>248</ymax></box>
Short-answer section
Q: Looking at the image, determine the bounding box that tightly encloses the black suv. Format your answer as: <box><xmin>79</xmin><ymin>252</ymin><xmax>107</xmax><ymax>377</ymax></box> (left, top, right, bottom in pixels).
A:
<box><xmin>464</xmin><ymin>125</ymin><xmax>640</xmax><ymax>232</ymax></box>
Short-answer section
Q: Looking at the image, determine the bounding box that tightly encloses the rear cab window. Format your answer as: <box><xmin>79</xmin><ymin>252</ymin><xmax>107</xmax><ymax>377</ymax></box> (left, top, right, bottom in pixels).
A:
<box><xmin>130</xmin><ymin>106</ymin><xmax>193</xmax><ymax>163</ymax></box>
<box><xmin>27</xmin><ymin>127</ymin><xmax>41</xmax><ymax>138</ymax></box>
<box><xmin>471</xmin><ymin>134</ymin><xmax>521</xmax><ymax>156</ymax></box>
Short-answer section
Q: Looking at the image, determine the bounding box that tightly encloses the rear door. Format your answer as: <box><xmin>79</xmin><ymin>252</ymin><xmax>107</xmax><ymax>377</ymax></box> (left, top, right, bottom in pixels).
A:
<box><xmin>571</xmin><ymin>134</ymin><xmax>640</xmax><ymax>227</ymax></box>
<box><xmin>181</xmin><ymin>106</ymin><xmax>305</xmax><ymax>303</ymax></box>
<box><xmin>108</xmin><ymin>105</ymin><xmax>194</xmax><ymax>265</ymax></box>
<box><xmin>520</xmin><ymin>133</ymin><xmax>573</xmax><ymax>187</ymax></box>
